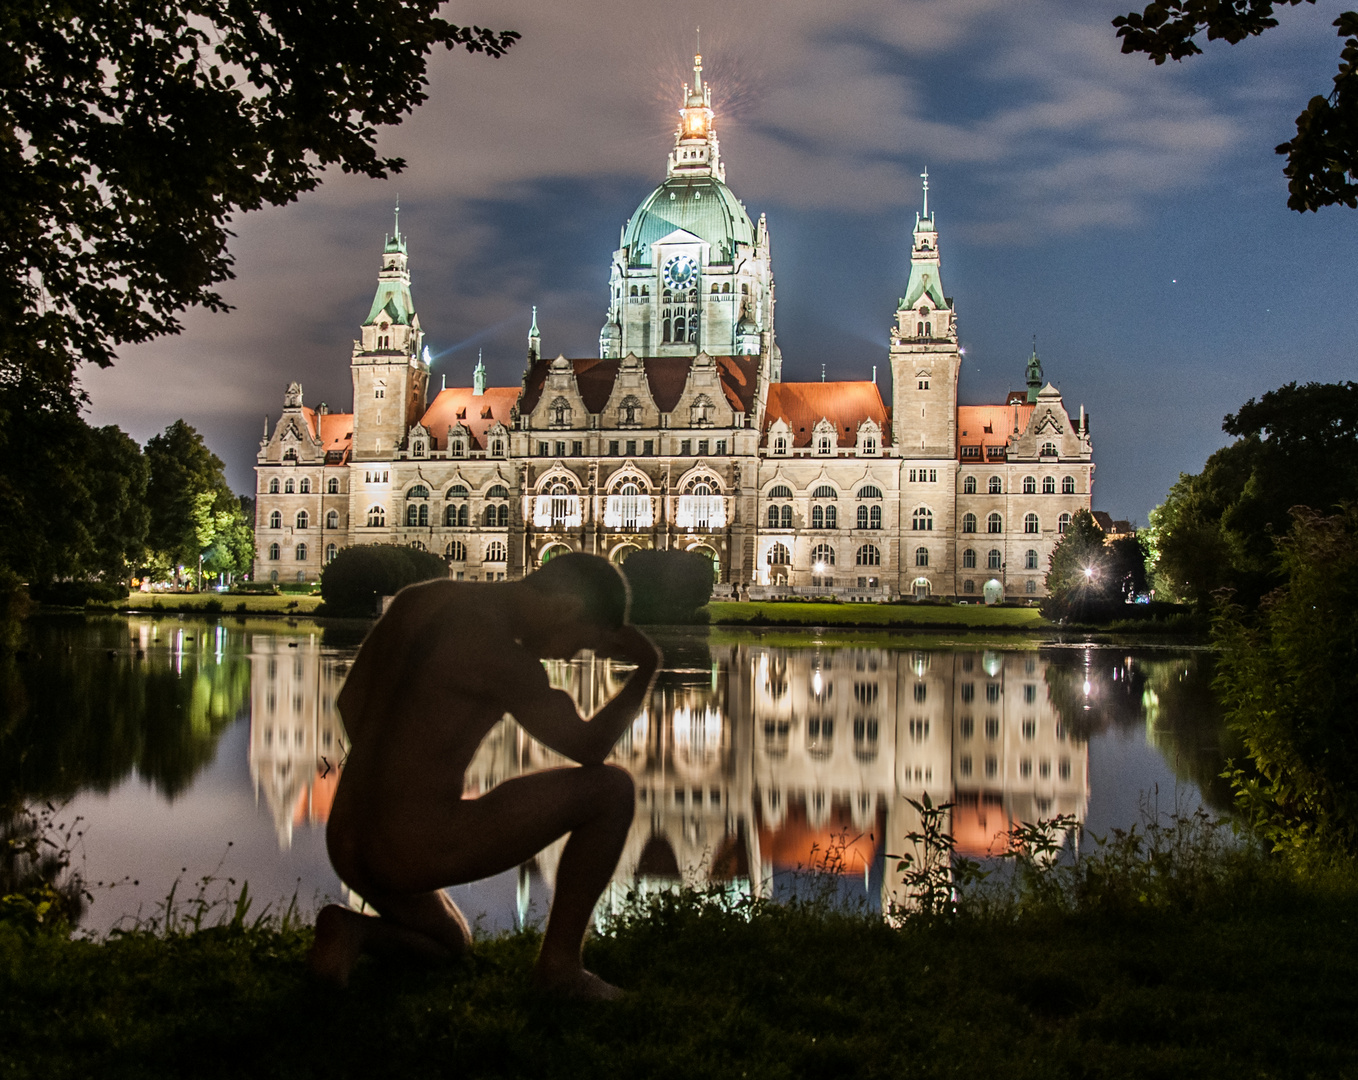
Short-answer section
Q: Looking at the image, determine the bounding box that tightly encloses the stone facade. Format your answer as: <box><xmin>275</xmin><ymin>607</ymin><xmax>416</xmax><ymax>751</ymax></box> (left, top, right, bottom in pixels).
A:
<box><xmin>253</xmin><ymin>56</ymin><xmax>1094</xmax><ymax>601</ymax></box>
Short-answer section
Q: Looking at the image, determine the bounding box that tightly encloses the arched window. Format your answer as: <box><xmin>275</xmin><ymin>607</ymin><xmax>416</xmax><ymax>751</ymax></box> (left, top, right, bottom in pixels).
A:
<box><xmin>444</xmin><ymin>505</ymin><xmax>460</xmax><ymax>526</ymax></box>
<box><xmin>295</xmin><ymin>510</ymin><xmax>309</xmax><ymax>529</ymax></box>
<box><xmin>963</xmin><ymin>548</ymin><xmax>977</xmax><ymax>569</ymax></box>
<box><xmin>326</xmin><ymin>510</ymin><xmax>339</xmax><ymax>529</ymax></box>
<box><xmin>1024</xmin><ymin>512</ymin><xmax>1039</xmax><ymax>534</ymax></box>
<box><xmin>674</xmin><ymin>315</ymin><xmax>686</xmax><ymax>340</ymax></box>
<box><xmin>446</xmin><ymin>540</ymin><xmax>467</xmax><ymax>561</ymax></box>
<box><xmin>325</xmin><ymin>543</ymin><xmax>338</xmax><ymax>564</ymax></box>
<box><xmin>817</xmin><ymin>434</ymin><xmax>833</xmax><ymax>455</ymax></box>
<box><xmin>1058</xmin><ymin>512</ymin><xmax>1072</xmax><ymax>534</ymax></box>
<box><xmin>780</xmin><ymin>505</ymin><xmax>792</xmax><ymax>528</ymax></box>
<box><xmin>295</xmin><ymin>543</ymin><xmax>307</xmax><ymax>561</ymax></box>
<box><xmin>861</xmin><ymin>437</ymin><xmax>877</xmax><ymax>455</ymax></box>
<box><xmin>485</xmin><ymin>540</ymin><xmax>507</xmax><ymax>562</ymax></box>
<box><xmin>485</xmin><ymin>506</ymin><xmax>498</xmax><ymax>527</ymax></box>
<box><xmin>856</xmin><ymin>485</ymin><xmax>883</xmax><ymax>500</ymax></box>
<box><xmin>487</xmin><ymin>484</ymin><xmax>509</xmax><ymax>499</ymax></box>
<box><xmin>490</xmin><ymin>439</ymin><xmax>504</xmax><ymax>457</ymax></box>
<box><xmin>1041</xmin><ymin>442</ymin><xmax>1058</xmax><ymax>457</ymax></box>
<box><xmin>407</xmin><ymin>484</ymin><xmax>429</xmax><ymax>499</ymax></box>
<box><xmin>299</xmin><ymin>478</ymin><xmax>311</xmax><ymax>495</ymax></box>
<box><xmin>268</xmin><ymin>543</ymin><xmax>280</xmax><ymax>560</ymax></box>
<box><xmin>407</xmin><ymin>504</ymin><xmax>419</xmax><ymax>526</ymax></box>
<box><xmin>268</xmin><ymin>510</ymin><xmax>282</xmax><ymax>529</ymax></box>
<box><xmin>268</xmin><ymin>478</ymin><xmax>279</xmax><ymax>494</ymax></box>
<box><xmin>284</xmin><ymin>478</ymin><xmax>295</xmax><ymax>494</ymax></box>
<box><xmin>988</xmin><ymin>549</ymin><xmax>1002</xmax><ymax>570</ymax></box>
<box><xmin>327</xmin><ymin>477</ymin><xmax>340</xmax><ymax>495</ymax></box>
<box><xmin>769</xmin><ymin>484</ymin><xmax>793</xmax><ymax>499</ymax></box>
<box><xmin>1042</xmin><ymin>476</ymin><xmax>1056</xmax><ymax>494</ymax></box>
<box><xmin>824</xmin><ymin>505</ymin><xmax>837</xmax><ymax>529</ymax></box>
<box><xmin>366</xmin><ymin>506</ymin><xmax>385</xmax><ymax>527</ymax></box>
<box><xmin>447</xmin><ymin>484</ymin><xmax>468</xmax><ymax>498</ymax></box>
<box><xmin>812</xmin><ymin>485</ymin><xmax>837</xmax><ymax>499</ymax></box>
<box><xmin>870</xmin><ymin>505</ymin><xmax>881</xmax><ymax>529</ymax></box>
<box><xmin>1062</xmin><ymin>475</ymin><xmax>1076</xmax><ymax>494</ymax></box>
<box><xmin>1023</xmin><ymin>476</ymin><xmax>1036</xmax><ymax>494</ymax></box>
<box><xmin>767</xmin><ymin>505</ymin><xmax>780</xmax><ymax>528</ymax></box>
<box><xmin>767</xmin><ymin>542</ymin><xmax>791</xmax><ymax>565</ymax></box>
<box><xmin>630</xmin><ymin>285</ymin><xmax>638</xmax><ymax>297</ymax></box>
<box><xmin>915</xmin><ymin>546</ymin><xmax>929</xmax><ymax>567</ymax></box>
<box><xmin>810</xmin><ymin>543</ymin><xmax>835</xmax><ymax>566</ymax></box>
<box><xmin>690</xmin><ymin>395</ymin><xmax>713</xmax><ymax>426</ymax></box>
<box><xmin>987</xmin><ymin>512</ymin><xmax>1003</xmax><ymax>534</ymax></box>
<box><xmin>857</xmin><ymin>544</ymin><xmax>881</xmax><ymax>566</ymax></box>
<box><xmin>812</xmin><ymin>505</ymin><xmax>824</xmax><ymax>529</ymax></box>
<box><xmin>962</xmin><ymin>513</ymin><xmax>977</xmax><ymax>533</ymax></box>
<box><xmin>912</xmin><ymin>507</ymin><xmax>933</xmax><ymax>531</ymax></box>
<box><xmin>963</xmin><ymin>476</ymin><xmax>976</xmax><ymax>494</ymax></box>
<box><xmin>662</xmin><ymin>317</ymin><xmax>671</xmax><ymax>343</ymax></box>
<box><xmin>857</xmin><ymin>505</ymin><xmax>869</xmax><ymax>529</ymax></box>
<box><xmin>988</xmin><ymin>476</ymin><xmax>1002</xmax><ymax>494</ymax></box>
<box><xmin>283</xmin><ymin>448</ymin><xmax>297</xmax><ymax>462</ymax></box>
<box><xmin>773</xmin><ymin>435</ymin><xmax>788</xmax><ymax>454</ymax></box>
<box><xmin>497</xmin><ymin>505</ymin><xmax>509</xmax><ymax>527</ymax></box>
<box><xmin>1025</xmin><ymin>549</ymin><xmax>1039</xmax><ymax>570</ymax></box>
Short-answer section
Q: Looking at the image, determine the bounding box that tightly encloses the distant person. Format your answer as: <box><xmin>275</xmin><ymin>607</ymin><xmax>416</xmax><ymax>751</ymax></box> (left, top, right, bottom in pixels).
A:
<box><xmin>309</xmin><ymin>554</ymin><xmax>659</xmax><ymax>999</ymax></box>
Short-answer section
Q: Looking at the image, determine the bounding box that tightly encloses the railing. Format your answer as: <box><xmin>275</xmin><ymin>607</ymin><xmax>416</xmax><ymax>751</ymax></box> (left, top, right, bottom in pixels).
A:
<box><xmin>603</xmin><ymin>494</ymin><xmax>654</xmax><ymax>530</ymax></box>
<box><xmin>531</xmin><ymin>494</ymin><xmax>582</xmax><ymax>529</ymax></box>
<box><xmin>675</xmin><ymin>495</ymin><xmax>727</xmax><ymax>530</ymax></box>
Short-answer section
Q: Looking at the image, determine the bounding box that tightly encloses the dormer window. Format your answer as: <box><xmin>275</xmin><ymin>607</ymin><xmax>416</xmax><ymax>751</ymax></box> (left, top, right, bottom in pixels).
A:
<box><xmin>817</xmin><ymin>435</ymin><xmax>833</xmax><ymax>455</ymax></box>
<box><xmin>413</xmin><ymin>440</ymin><xmax>425</xmax><ymax>457</ymax></box>
<box><xmin>283</xmin><ymin>449</ymin><xmax>297</xmax><ymax>463</ymax></box>
<box><xmin>450</xmin><ymin>439</ymin><xmax>464</xmax><ymax>457</ymax></box>
<box><xmin>491</xmin><ymin>439</ymin><xmax>504</xmax><ymax>457</ymax></box>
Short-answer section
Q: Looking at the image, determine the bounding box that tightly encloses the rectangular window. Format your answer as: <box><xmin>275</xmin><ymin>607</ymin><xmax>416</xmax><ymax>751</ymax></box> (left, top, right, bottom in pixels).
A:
<box><xmin>698</xmin><ymin>439</ymin><xmax>709</xmax><ymax>456</ymax></box>
<box><xmin>609</xmin><ymin>440</ymin><xmax>620</xmax><ymax>456</ymax></box>
<box><xmin>555</xmin><ymin>441</ymin><xmax>566</xmax><ymax>457</ymax></box>
<box><xmin>930</xmin><ymin>469</ymin><xmax>938</xmax><ymax>482</ymax></box>
<box><xmin>571</xmin><ymin>440</ymin><xmax>583</xmax><ymax>456</ymax></box>
<box><xmin>681</xmin><ymin>439</ymin><xmax>691</xmax><ymax>455</ymax></box>
<box><xmin>909</xmin><ymin>468</ymin><xmax>917</xmax><ymax>483</ymax></box>
<box><xmin>626</xmin><ymin>439</ymin><xmax>637</xmax><ymax>456</ymax></box>
<box><xmin>715</xmin><ymin>439</ymin><xmax>727</xmax><ymax>455</ymax></box>
<box><xmin>538</xmin><ymin>441</ymin><xmax>549</xmax><ymax>456</ymax></box>
<box><xmin>643</xmin><ymin>439</ymin><xmax>654</xmax><ymax>455</ymax></box>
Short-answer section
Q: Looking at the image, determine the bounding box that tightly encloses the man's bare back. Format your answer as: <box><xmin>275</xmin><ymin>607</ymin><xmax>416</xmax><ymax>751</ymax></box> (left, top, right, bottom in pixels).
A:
<box><xmin>309</xmin><ymin>561</ymin><xmax>659</xmax><ymax>998</ymax></box>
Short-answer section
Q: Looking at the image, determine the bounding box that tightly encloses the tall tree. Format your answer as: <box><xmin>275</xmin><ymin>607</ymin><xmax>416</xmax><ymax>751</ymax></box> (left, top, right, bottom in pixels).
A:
<box><xmin>0</xmin><ymin>0</ymin><xmax>517</xmax><ymax>403</ymax></box>
<box><xmin>1113</xmin><ymin>1</ymin><xmax>1358</xmax><ymax>211</ymax></box>
<box><xmin>144</xmin><ymin>420</ymin><xmax>235</xmax><ymax>580</ymax></box>
<box><xmin>1042</xmin><ymin>510</ymin><xmax>1114</xmax><ymax>621</ymax></box>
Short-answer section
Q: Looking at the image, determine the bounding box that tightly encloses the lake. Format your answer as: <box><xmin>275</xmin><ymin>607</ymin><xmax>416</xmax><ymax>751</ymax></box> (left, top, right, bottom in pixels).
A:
<box><xmin>1</xmin><ymin>614</ymin><xmax>1232</xmax><ymax>934</ymax></box>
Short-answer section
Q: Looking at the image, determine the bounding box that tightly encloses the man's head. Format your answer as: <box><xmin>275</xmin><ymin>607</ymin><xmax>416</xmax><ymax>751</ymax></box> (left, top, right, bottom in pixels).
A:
<box><xmin>519</xmin><ymin>553</ymin><xmax>630</xmax><ymax>657</ymax></box>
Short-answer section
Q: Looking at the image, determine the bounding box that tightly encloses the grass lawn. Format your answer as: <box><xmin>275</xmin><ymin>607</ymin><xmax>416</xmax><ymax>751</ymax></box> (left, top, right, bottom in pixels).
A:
<box><xmin>707</xmin><ymin>600</ymin><xmax>1048</xmax><ymax>630</ymax></box>
<box><xmin>3</xmin><ymin>877</ymin><xmax>1355</xmax><ymax>1080</ymax></box>
<box><xmin>113</xmin><ymin>592</ymin><xmax>325</xmax><ymax>615</ymax></box>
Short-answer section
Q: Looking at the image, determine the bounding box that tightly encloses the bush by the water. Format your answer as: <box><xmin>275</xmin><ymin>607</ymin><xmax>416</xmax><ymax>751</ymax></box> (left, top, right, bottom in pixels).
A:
<box><xmin>320</xmin><ymin>545</ymin><xmax>448</xmax><ymax>617</ymax></box>
<box><xmin>622</xmin><ymin>550</ymin><xmax>714</xmax><ymax>624</ymax></box>
<box><xmin>28</xmin><ymin>580</ymin><xmax>128</xmax><ymax>608</ymax></box>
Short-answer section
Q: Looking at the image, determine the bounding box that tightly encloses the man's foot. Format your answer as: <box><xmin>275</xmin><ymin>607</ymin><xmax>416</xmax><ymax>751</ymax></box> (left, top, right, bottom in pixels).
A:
<box><xmin>308</xmin><ymin>904</ymin><xmax>368</xmax><ymax>988</ymax></box>
<box><xmin>531</xmin><ymin>963</ymin><xmax>624</xmax><ymax>1001</ymax></box>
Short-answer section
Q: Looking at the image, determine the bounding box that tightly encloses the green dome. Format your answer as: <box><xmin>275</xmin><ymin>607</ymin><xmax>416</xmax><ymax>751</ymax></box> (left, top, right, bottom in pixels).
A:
<box><xmin>623</xmin><ymin>176</ymin><xmax>755</xmax><ymax>268</ymax></box>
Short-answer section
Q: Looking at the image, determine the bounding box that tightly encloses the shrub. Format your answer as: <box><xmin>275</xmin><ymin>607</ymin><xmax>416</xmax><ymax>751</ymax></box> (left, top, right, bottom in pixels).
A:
<box><xmin>622</xmin><ymin>550</ymin><xmax>714</xmax><ymax>625</ymax></box>
<box><xmin>29</xmin><ymin>580</ymin><xmax>127</xmax><ymax>608</ymax></box>
<box><xmin>320</xmin><ymin>544</ymin><xmax>448</xmax><ymax>617</ymax></box>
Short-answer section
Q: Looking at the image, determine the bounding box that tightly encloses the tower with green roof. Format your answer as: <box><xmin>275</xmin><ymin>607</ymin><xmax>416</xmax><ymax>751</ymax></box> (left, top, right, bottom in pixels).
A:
<box><xmin>600</xmin><ymin>53</ymin><xmax>775</xmax><ymax>364</ymax></box>
<box><xmin>350</xmin><ymin>212</ymin><xmax>428</xmax><ymax>461</ymax></box>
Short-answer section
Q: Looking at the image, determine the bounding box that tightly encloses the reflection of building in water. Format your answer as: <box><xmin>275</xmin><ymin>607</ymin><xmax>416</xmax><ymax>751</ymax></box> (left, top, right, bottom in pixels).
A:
<box><xmin>248</xmin><ymin>637</ymin><xmax>351</xmax><ymax>849</ymax></box>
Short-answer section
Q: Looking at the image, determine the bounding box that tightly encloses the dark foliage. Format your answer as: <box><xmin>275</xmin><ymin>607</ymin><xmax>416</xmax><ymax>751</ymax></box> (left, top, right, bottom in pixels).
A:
<box><xmin>320</xmin><ymin>544</ymin><xmax>447</xmax><ymax>617</ymax></box>
<box><xmin>1216</xmin><ymin>506</ymin><xmax>1358</xmax><ymax>860</ymax></box>
<box><xmin>1041</xmin><ymin>510</ymin><xmax>1147</xmax><ymax>622</ymax></box>
<box><xmin>622</xmin><ymin>550</ymin><xmax>714</xmax><ymax>625</ymax></box>
<box><xmin>1113</xmin><ymin>1</ymin><xmax>1358</xmax><ymax>211</ymax></box>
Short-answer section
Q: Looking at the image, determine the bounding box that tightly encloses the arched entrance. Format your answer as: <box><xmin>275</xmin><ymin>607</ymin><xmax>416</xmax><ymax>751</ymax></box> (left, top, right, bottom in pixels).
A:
<box><xmin>539</xmin><ymin>542</ymin><xmax>572</xmax><ymax>566</ymax></box>
<box><xmin>912</xmin><ymin>576</ymin><xmax>931</xmax><ymax>600</ymax></box>
<box><xmin>983</xmin><ymin>578</ymin><xmax>1004</xmax><ymax>605</ymax></box>
<box><xmin>610</xmin><ymin>542</ymin><xmax>640</xmax><ymax>566</ymax></box>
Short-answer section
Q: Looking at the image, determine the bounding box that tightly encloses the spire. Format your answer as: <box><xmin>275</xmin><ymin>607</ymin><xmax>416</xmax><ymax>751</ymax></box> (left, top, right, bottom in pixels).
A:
<box><xmin>668</xmin><ymin>48</ymin><xmax>722</xmax><ymax>180</ymax></box>
<box><xmin>528</xmin><ymin>305</ymin><xmax>541</xmax><ymax>363</ymax></box>
<box><xmin>1026</xmin><ymin>336</ymin><xmax>1044</xmax><ymax>403</ymax></box>
<box><xmin>920</xmin><ymin>168</ymin><xmax>930</xmax><ymax>220</ymax></box>
<box><xmin>385</xmin><ymin>198</ymin><xmax>406</xmax><ymax>255</ymax></box>
<box><xmin>473</xmin><ymin>349</ymin><xmax>486</xmax><ymax>396</ymax></box>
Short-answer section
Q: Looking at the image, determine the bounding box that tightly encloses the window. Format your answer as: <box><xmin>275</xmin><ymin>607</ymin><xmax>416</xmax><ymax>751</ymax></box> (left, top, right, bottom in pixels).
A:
<box><xmin>912</xmin><ymin>507</ymin><xmax>933</xmax><ymax>531</ymax></box>
<box><xmin>988</xmin><ymin>476</ymin><xmax>1002</xmax><ymax>494</ymax></box>
<box><xmin>824</xmin><ymin>505</ymin><xmax>837</xmax><ymax>529</ymax></box>
<box><xmin>1025</xmin><ymin>548</ymin><xmax>1039</xmax><ymax>570</ymax></box>
<box><xmin>325</xmin><ymin>510</ymin><xmax>339</xmax><ymax>529</ymax></box>
<box><xmin>298</xmin><ymin>478</ymin><xmax>310</xmax><ymax>495</ymax></box>
<box><xmin>552</xmin><ymin>397</ymin><xmax>572</xmax><ymax>427</ymax></box>
<box><xmin>574</xmin><ymin>441</ymin><xmax>585</xmax><ymax>456</ymax></box>
<box><xmin>770</xmin><ymin>484</ymin><xmax>793</xmax><ymax>499</ymax></box>
<box><xmin>1024</xmin><ymin>513</ymin><xmax>1039</xmax><ymax>534</ymax></box>
<box><xmin>857</xmin><ymin>485</ymin><xmax>883</xmax><ymax>500</ymax></box>
<box><xmin>405</xmin><ymin>504</ymin><xmax>429</xmax><ymax>526</ymax></box>
<box><xmin>963</xmin><ymin>548</ymin><xmax>977</xmax><ymax>569</ymax></box>
<box><xmin>295</xmin><ymin>543</ymin><xmax>307</xmax><ymax>561</ymax></box>
<box><xmin>485</xmin><ymin>541</ymin><xmax>507</xmax><ymax>562</ymax></box>
<box><xmin>988</xmin><ymin>549</ymin><xmax>1002</xmax><ymax>570</ymax></box>
<box><xmin>268</xmin><ymin>542</ymin><xmax>280</xmax><ymax>560</ymax></box>
<box><xmin>963</xmin><ymin>475</ymin><xmax>976</xmax><ymax>494</ymax></box>
<box><xmin>284</xmin><ymin>478</ymin><xmax>295</xmax><ymax>494</ymax></box>
<box><xmin>962</xmin><ymin>446</ymin><xmax>981</xmax><ymax>459</ymax></box>
<box><xmin>857</xmin><ymin>505</ymin><xmax>869</xmax><ymax>529</ymax></box>
<box><xmin>870</xmin><ymin>505</ymin><xmax>881</xmax><ymax>529</ymax></box>
<box><xmin>487</xmin><ymin>484</ymin><xmax>509</xmax><ymax>498</ymax></box>
<box><xmin>1041</xmin><ymin>442</ymin><xmax>1058</xmax><ymax>457</ymax></box>
<box><xmin>810</xmin><ymin>543</ymin><xmax>835</xmax><ymax>566</ymax></box>
<box><xmin>1063</xmin><ymin>475</ymin><xmax>1076</xmax><ymax>494</ymax></box>
<box><xmin>1023</xmin><ymin>476</ymin><xmax>1036</xmax><ymax>494</ymax></box>
<box><xmin>812</xmin><ymin>505</ymin><xmax>824</xmax><ymax>529</ymax></box>
<box><xmin>780</xmin><ymin>505</ymin><xmax>792</xmax><ymax>528</ymax></box>
<box><xmin>327</xmin><ymin>477</ymin><xmax>340</xmax><ymax>494</ymax></box>
<box><xmin>861</xmin><ymin>437</ymin><xmax>877</xmax><ymax>454</ymax></box>
<box><xmin>447</xmin><ymin>484</ymin><xmax>468</xmax><ymax>499</ymax></box>
<box><xmin>1042</xmin><ymin>476</ymin><xmax>1056</xmax><ymax>494</ymax></box>
<box><xmin>962</xmin><ymin>512</ymin><xmax>977</xmax><ymax>533</ymax></box>
<box><xmin>987</xmin><ymin>512</ymin><xmax>1002</xmax><ymax>534</ymax></box>
<box><xmin>486</xmin><ymin>505</ymin><xmax>509</xmax><ymax>527</ymax></box>
<box><xmin>767</xmin><ymin>542</ymin><xmax>791</xmax><ymax>565</ymax></box>
<box><xmin>446</xmin><ymin>540</ymin><xmax>467</xmax><ymax>561</ymax></box>
<box><xmin>283</xmin><ymin>448</ymin><xmax>297</xmax><ymax>462</ymax></box>
<box><xmin>610</xmin><ymin>483</ymin><xmax>646</xmax><ymax>530</ymax></box>
<box><xmin>268</xmin><ymin>478</ymin><xmax>279</xmax><ymax>494</ymax></box>
<box><xmin>914</xmin><ymin>546</ymin><xmax>929</xmax><ymax>567</ymax></box>
<box><xmin>812</xmin><ymin>485</ymin><xmax>837</xmax><ymax>499</ymax></box>
<box><xmin>268</xmin><ymin>510</ymin><xmax>282</xmax><ymax>529</ymax></box>
<box><xmin>963</xmin><ymin>578</ymin><xmax>975</xmax><ymax>593</ymax></box>
<box><xmin>490</xmin><ymin>439</ymin><xmax>504</xmax><ymax>457</ymax></box>
<box><xmin>325</xmin><ymin>543</ymin><xmax>337</xmax><ymax>563</ymax></box>
<box><xmin>445</xmin><ymin>504</ymin><xmax>469</xmax><ymax>526</ymax></box>
<box><xmin>367</xmin><ymin>506</ymin><xmax>385</xmax><ymax>527</ymax></box>
<box><xmin>407</xmin><ymin>484</ymin><xmax>429</xmax><ymax>500</ymax></box>
<box><xmin>768</xmin><ymin>505</ymin><xmax>780</xmax><ymax>528</ymax></box>
<box><xmin>1026</xmin><ymin>579</ymin><xmax>1037</xmax><ymax>594</ymax></box>
<box><xmin>538</xmin><ymin>441</ymin><xmax>549</xmax><ymax>457</ymax></box>
<box><xmin>1058</xmin><ymin>512</ymin><xmax>1071</xmax><ymax>534</ymax></box>
<box><xmin>856</xmin><ymin>544</ymin><xmax>880</xmax><ymax>566</ymax></box>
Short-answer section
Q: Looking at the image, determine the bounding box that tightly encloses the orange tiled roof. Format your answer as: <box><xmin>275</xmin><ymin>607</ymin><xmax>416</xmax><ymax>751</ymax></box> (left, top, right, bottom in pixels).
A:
<box><xmin>420</xmin><ymin>387</ymin><xmax>519</xmax><ymax>450</ymax></box>
<box><xmin>957</xmin><ymin>404</ymin><xmax>1033</xmax><ymax>459</ymax></box>
<box><xmin>762</xmin><ymin>381</ymin><xmax>889</xmax><ymax>447</ymax></box>
<box><xmin>299</xmin><ymin>409</ymin><xmax>354</xmax><ymax>463</ymax></box>
<box><xmin>518</xmin><ymin>354</ymin><xmax>761</xmax><ymax>417</ymax></box>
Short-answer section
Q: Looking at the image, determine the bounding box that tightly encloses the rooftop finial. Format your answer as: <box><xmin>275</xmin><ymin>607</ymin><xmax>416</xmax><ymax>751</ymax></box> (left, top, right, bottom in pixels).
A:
<box><xmin>529</xmin><ymin>305</ymin><xmax>539</xmax><ymax>338</ymax></box>
<box><xmin>921</xmin><ymin>167</ymin><xmax>930</xmax><ymax>219</ymax></box>
<box><xmin>394</xmin><ymin>196</ymin><xmax>401</xmax><ymax>241</ymax></box>
<box><xmin>473</xmin><ymin>348</ymin><xmax>487</xmax><ymax>396</ymax></box>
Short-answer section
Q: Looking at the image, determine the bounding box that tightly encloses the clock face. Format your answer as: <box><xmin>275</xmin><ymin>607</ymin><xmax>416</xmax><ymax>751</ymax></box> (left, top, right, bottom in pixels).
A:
<box><xmin>662</xmin><ymin>255</ymin><xmax>697</xmax><ymax>290</ymax></box>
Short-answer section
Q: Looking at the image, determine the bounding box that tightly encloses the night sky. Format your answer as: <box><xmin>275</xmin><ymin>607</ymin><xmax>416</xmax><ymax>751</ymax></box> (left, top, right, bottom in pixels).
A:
<box><xmin>84</xmin><ymin>0</ymin><xmax>1358</xmax><ymax>523</ymax></box>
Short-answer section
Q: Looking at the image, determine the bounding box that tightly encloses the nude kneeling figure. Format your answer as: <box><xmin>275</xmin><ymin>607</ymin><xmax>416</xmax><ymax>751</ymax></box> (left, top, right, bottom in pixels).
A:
<box><xmin>308</xmin><ymin>553</ymin><xmax>660</xmax><ymax>1000</ymax></box>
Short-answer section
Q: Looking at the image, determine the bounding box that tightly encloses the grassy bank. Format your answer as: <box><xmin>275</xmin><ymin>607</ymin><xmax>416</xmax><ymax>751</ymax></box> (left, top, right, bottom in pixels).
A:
<box><xmin>3</xmin><ymin>866</ymin><xmax>1355</xmax><ymax>1080</ymax></box>
<box><xmin>707</xmin><ymin>600</ymin><xmax>1049</xmax><ymax>631</ymax></box>
<box><xmin>111</xmin><ymin>592</ymin><xmax>324</xmax><ymax>615</ymax></box>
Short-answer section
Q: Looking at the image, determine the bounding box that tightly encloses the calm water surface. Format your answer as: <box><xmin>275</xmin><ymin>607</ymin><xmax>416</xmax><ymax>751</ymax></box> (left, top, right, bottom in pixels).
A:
<box><xmin>2</xmin><ymin>614</ymin><xmax>1233</xmax><ymax>933</ymax></box>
